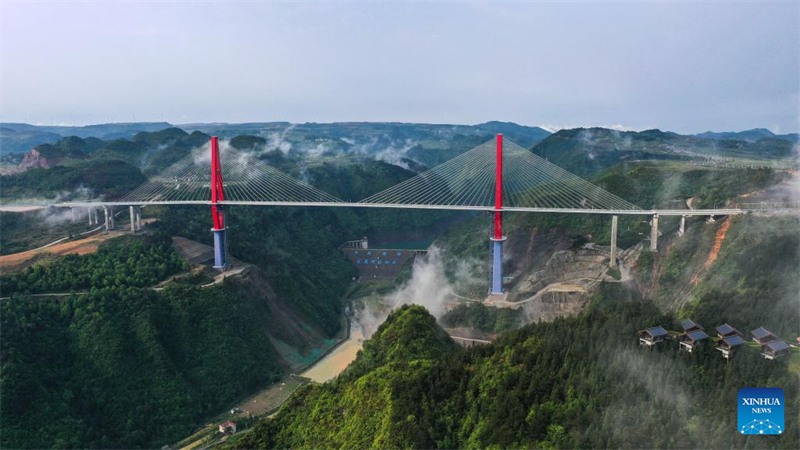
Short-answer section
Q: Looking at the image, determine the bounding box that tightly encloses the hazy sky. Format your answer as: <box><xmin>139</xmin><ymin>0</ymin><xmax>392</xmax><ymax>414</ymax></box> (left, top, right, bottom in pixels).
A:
<box><xmin>1</xmin><ymin>1</ymin><xmax>798</xmax><ymax>134</ymax></box>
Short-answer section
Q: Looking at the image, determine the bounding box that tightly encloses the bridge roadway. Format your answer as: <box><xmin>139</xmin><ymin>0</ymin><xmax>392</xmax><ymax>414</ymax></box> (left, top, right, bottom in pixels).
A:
<box><xmin>50</xmin><ymin>200</ymin><xmax>764</xmax><ymax>217</ymax></box>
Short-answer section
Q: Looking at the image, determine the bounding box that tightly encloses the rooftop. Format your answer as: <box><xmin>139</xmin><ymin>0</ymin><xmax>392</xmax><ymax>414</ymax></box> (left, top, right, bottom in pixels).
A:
<box><xmin>681</xmin><ymin>319</ymin><xmax>702</xmax><ymax>331</ymax></box>
<box><xmin>751</xmin><ymin>327</ymin><xmax>775</xmax><ymax>340</ymax></box>
<box><xmin>721</xmin><ymin>335</ymin><xmax>746</xmax><ymax>347</ymax></box>
<box><xmin>644</xmin><ymin>326</ymin><xmax>669</xmax><ymax>338</ymax></box>
<box><xmin>765</xmin><ymin>340</ymin><xmax>790</xmax><ymax>352</ymax></box>
<box><xmin>686</xmin><ymin>330</ymin><xmax>709</xmax><ymax>342</ymax></box>
<box><xmin>716</xmin><ymin>323</ymin><xmax>739</xmax><ymax>336</ymax></box>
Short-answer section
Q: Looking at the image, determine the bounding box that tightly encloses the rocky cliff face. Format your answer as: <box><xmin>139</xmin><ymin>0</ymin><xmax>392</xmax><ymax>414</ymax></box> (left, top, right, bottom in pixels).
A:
<box><xmin>19</xmin><ymin>148</ymin><xmax>64</xmax><ymax>169</ymax></box>
<box><xmin>512</xmin><ymin>247</ymin><xmax>610</xmax><ymax>297</ymax></box>
<box><xmin>509</xmin><ymin>246</ymin><xmax>619</xmax><ymax>323</ymax></box>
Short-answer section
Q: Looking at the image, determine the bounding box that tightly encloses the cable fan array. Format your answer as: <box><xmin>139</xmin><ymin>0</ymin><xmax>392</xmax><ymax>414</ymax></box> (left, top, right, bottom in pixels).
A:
<box><xmin>359</xmin><ymin>137</ymin><xmax>640</xmax><ymax>211</ymax></box>
<box><xmin>116</xmin><ymin>144</ymin><xmax>343</xmax><ymax>204</ymax></box>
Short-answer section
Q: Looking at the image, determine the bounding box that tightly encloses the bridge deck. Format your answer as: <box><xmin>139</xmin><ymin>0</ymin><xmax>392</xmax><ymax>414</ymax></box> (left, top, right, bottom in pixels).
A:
<box><xmin>43</xmin><ymin>200</ymin><xmax>765</xmax><ymax>217</ymax></box>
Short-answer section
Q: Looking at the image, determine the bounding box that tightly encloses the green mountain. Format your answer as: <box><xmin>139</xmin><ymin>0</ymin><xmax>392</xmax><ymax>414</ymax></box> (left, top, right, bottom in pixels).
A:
<box><xmin>233</xmin><ymin>305</ymin><xmax>460</xmax><ymax>450</ymax></box>
<box><xmin>696</xmin><ymin>128</ymin><xmax>800</xmax><ymax>144</ymax></box>
<box><xmin>234</xmin><ymin>213</ymin><xmax>800</xmax><ymax>448</ymax></box>
<box><xmin>0</xmin><ymin>232</ymin><xmax>347</xmax><ymax>448</ymax></box>
<box><xmin>0</xmin><ymin>122</ymin><xmax>174</xmax><ymax>153</ymax></box>
<box><xmin>1</xmin><ymin>159</ymin><xmax>146</xmax><ymax>202</ymax></box>
<box><xmin>533</xmin><ymin>128</ymin><xmax>795</xmax><ymax>175</ymax></box>
<box><xmin>180</xmin><ymin>121</ymin><xmax>551</xmax><ymax>168</ymax></box>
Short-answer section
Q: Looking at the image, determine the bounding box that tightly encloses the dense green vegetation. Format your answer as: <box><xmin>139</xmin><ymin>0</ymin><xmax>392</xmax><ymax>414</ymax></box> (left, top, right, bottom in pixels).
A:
<box><xmin>0</xmin><ymin>211</ymin><xmax>93</xmax><ymax>256</ymax></box>
<box><xmin>1</xmin><ymin>234</ymin><xmax>187</xmax><ymax>295</ymax></box>
<box><xmin>440</xmin><ymin>302</ymin><xmax>522</xmax><ymax>333</ymax></box>
<box><xmin>0</xmin><ymin>282</ymin><xmax>284</xmax><ymax>449</ymax></box>
<box><xmin>684</xmin><ymin>215</ymin><xmax>800</xmax><ymax>338</ymax></box>
<box><xmin>533</xmin><ymin>127</ymin><xmax>796</xmax><ymax>175</ymax></box>
<box><xmin>0</xmin><ymin>159</ymin><xmax>146</xmax><ymax>201</ymax></box>
<box><xmin>594</xmin><ymin>162</ymin><xmax>788</xmax><ymax>209</ymax></box>
<box><xmin>235</xmin><ymin>283</ymin><xmax>799</xmax><ymax>449</ymax></box>
<box><xmin>2</xmin><ymin>122</ymin><xmax>797</xmax><ymax>449</ymax></box>
<box><xmin>438</xmin><ymin>161</ymin><xmax>789</xmax><ymax>297</ymax></box>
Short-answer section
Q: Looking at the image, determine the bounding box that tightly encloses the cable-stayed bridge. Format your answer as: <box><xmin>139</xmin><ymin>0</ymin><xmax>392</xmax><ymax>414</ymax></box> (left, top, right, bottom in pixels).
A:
<box><xmin>45</xmin><ymin>135</ymin><xmax>792</xmax><ymax>294</ymax></box>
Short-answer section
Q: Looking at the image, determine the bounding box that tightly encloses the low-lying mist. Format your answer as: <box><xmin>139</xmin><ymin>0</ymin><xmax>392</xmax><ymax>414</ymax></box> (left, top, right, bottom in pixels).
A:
<box><xmin>355</xmin><ymin>245</ymin><xmax>483</xmax><ymax>337</ymax></box>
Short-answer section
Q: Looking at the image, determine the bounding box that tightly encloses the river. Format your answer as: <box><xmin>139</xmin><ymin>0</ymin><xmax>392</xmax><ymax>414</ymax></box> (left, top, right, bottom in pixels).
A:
<box><xmin>300</xmin><ymin>319</ymin><xmax>364</xmax><ymax>383</ymax></box>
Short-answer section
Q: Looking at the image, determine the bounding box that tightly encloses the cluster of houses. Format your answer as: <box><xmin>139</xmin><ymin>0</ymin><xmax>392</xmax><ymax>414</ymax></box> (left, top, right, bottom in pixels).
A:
<box><xmin>638</xmin><ymin>320</ymin><xmax>795</xmax><ymax>360</ymax></box>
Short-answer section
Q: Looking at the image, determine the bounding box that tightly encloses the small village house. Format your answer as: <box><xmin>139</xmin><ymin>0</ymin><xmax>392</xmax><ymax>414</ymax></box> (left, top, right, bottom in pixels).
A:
<box><xmin>761</xmin><ymin>340</ymin><xmax>791</xmax><ymax>360</ymax></box>
<box><xmin>679</xmin><ymin>329</ymin><xmax>709</xmax><ymax>353</ymax></box>
<box><xmin>715</xmin><ymin>323</ymin><xmax>741</xmax><ymax>339</ymax></box>
<box><xmin>751</xmin><ymin>327</ymin><xmax>778</xmax><ymax>345</ymax></box>
<box><xmin>638</xmin><ymin>326</ymin><xmax>669</xmax><ymax>346</ymax></box>
<box><xmin>716</xmin><ymin>335</ymin><xmax>746</xmax><ymax>359</ymax></box>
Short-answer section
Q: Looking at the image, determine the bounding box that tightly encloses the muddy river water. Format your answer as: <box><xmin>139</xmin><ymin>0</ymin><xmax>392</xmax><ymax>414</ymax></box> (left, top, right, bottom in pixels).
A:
<box><xmin>300</xmin><ymin>319</ymin><xmax>365</xmax><ymax>383</ymax></box>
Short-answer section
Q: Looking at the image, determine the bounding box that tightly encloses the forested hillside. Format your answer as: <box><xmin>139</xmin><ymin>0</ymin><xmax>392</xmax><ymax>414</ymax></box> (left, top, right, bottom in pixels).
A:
<box><xmin>532</xmin><ymin>128</ymin><xmax>795</xmax><ymax>175</ymax></box>
<box><xmin>437</xmin><ymin>161</ymin><xmax>789</xmax><ymax>297</ymax></box>
<box><xmin>1</xmin><ymin>234</ymin><xmax>186</xmax><ymax>295</ymax></box>
<box><xmin>0</xmin><ymin>159</ymin><xmax>146</xmax><ymax>201</ymax></box>
<box><xmin>0</xmin><ymin>234</ymin><xmax>293</xmax><ymax>448</ymax></box>
<box><xmin>236</xmin><ymin>281</ymin><xmax>799</xmax><ymax>449</ymax></box>
<box><xmin>232</xmin><ymin>157</ymin><xmax>799</xmax><ymax>449</ymax></box>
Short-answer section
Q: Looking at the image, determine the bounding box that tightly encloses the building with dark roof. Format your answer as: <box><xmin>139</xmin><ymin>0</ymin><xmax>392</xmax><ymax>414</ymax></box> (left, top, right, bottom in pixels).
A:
<box><xmin>715</xmin><ymin>323</ymin><xmax>741</xmax><ymax>339</ymax></box>
<box><xmin>761</xmin><ymin>340</ymin><xmax>790</xmax><ymax>360</ymax></box>
<box><xmin>716</xmin><ymin>335</ymin><xmax>746</xmax><ymax>359</ymax></box>
<box><xmin>679</xmin><ymin>329</ymin><xmax>709</xmax><ymax>353</ymax></box>
<box><xmin>680</xmin><ymin>319</ymin><xmax>703</xmax><ymax>333</ymax></box>
<box><xmin>639</xmin><ymin>326</ymin><xmax>669</xmax><ymax>347</ymax></box>
<box><xmin>751</xmin><ymin>327</ymin><xmax>778</xmax><ymax>345</ymax></box>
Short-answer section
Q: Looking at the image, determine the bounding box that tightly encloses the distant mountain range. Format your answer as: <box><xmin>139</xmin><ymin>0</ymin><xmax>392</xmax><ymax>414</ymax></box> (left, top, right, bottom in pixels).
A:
<box><xmin>3</xmin><ymin>121</ymin><xmax>798</xmax><ymax>159</ymax></box>
<box><xmin>534</xmin><ymin>127</ymin><xmax>796</xmax><ymax>175</ymax></box>
<box><xmin>694</xmin><ymin>127</ymin><xmax>799</xmax><ymax>143</ymax></box>
<box><xmin>0</xmin><ymin>122</ymin><xmax>173</xmax><ymax>153</ymax></box>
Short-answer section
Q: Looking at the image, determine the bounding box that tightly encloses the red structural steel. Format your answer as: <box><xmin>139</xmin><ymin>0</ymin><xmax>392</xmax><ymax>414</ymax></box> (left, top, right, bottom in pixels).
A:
<box><xmin>493</xmin><ymin>134</ymin><xmax>503</xmax><ymax>239</ymax></box>
<box><xmin>210</xmin><ymin>136</ymin><xmax>226</xmax><ymax>229</ymax></box>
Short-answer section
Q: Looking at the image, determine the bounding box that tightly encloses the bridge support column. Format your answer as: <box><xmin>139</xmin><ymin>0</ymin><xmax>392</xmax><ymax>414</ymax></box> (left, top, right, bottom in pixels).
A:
<box><xmin>679</xmin><ymin>216</ymin><xmax>686</xmax><ymax>236</ymax></box>
<box><xmin>88</xmin><ymin>208</ymin><xmax>93</xmax><ymax>225</ymax></box>
<box><xmin>210</xmin><ymin>136</ymin><xmax>230</xmax><ymax>271</ymax></box>
<box><xmin>490</xmin><ymin>134</ymin><xmax>505</xmax><ymax>295</ymax></box>
<box><xmin>135</xmin><ymin>207</ymin><xmax>142</xmax><ymax>231</ymax></box>
<box><xmin>212</xmin><ymin>226</ymin><xmax>228</xmax><ymax>269</ymax></box>
<box><xmin>71</xmin><ymin>208</ymin><xmax>77</xmax><ymax>223</ymax></box>
<box><xmin>129</xmin><ymin>206</ymin><xmax>137</xmax><ymax>233</ymax></box>
<box><xmin>610</xmin><ymin>215</ymin><xmax>618</xmax><ymax>268</ymax></box>
<box><xmin>707</xmin><ymin>215</ymin><xmax>716</xmax><ymax>223</ymax></box>
<box><xmin>94</xmin><ymin>208</ymin><xmax>99</xmax><ymax>226</ymax></box>
<box><xmin>490</xmin><ymin>231</ymin><xmax>507</xmax><ymax>295</ymax></box>
<box><xmin>650</xmin><ymin>214</ymin><xmax>659</xmax><ymax>252</ymax></box>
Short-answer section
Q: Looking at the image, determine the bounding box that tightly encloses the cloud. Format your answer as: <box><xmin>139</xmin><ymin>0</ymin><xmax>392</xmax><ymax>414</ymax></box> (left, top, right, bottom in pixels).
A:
<box><xmin>357</xmin><ymin>245</ymin><xmax>482</xmax><ymax>337</ymax></box>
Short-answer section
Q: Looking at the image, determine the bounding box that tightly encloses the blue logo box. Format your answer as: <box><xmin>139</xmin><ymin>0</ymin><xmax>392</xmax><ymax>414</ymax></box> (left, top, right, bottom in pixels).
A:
<box><xmin>738</xmin><ymin>388</ymin><xmax>784</xmax><ymax>435</ymax></box>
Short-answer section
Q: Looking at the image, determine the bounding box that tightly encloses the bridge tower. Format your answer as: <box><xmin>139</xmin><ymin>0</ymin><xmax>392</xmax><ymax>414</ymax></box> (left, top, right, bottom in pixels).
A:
<box><xmin>490</xmin><ymin>134</ymin><xmax>507</xmax><ymax>295</ymax></box>
<box><xmin>210</xmin><ymin>136</ymin><xmax>229</xmax><ymax>270</ymax></box>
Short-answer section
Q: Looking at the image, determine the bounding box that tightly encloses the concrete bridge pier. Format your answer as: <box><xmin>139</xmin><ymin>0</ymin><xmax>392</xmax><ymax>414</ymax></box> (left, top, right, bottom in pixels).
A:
<box><xmin>650</xmin><ymin>214</ymin><xmax>659</xmax><ymax>252</ymax></box>
<box><xmin>88</xmin><ymin>208</ymin><xmax>94</xmax><ymax>226</ymax></box>
<box><xmin>135</xmin><ymin>207</ymin><xmax>142</xmax><ymax>231</ymax></box>
<box><xmin>103</xmin><ymin>206</ymin><xmax>115</xmax><ymax>231</ymax></box>
<box><xmin>609</xmin><ymin>215</ymin><xmax>618</xmax><ymax>268</ymax></box>
<box><xmin>93</xmin><ymin>208</ymin><xmax>99</xmax><ymax>226</ymax></box>
<box><xmin>129</xmin><ymin>206</ymin><xmax>141</xmax><ymax>233</ymax></box>
<box><xmin>71</xmin><ymin>208</ymin><xmax>77</xmax><ymax>223</ymax></box>
<box><xmin>679</xmin><ymin>216</ymin><xmax>686</xmax><ymax>236</ymax></box>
